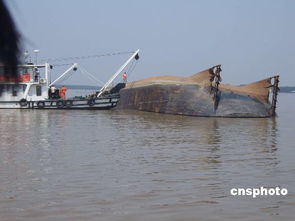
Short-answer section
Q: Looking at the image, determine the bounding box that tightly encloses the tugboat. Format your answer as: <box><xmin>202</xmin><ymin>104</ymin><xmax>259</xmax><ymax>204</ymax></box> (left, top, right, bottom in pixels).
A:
<box><xmin>0</xmin><ymin>50</ymin><xmax>139</xmax><ymax>109</ymax></box>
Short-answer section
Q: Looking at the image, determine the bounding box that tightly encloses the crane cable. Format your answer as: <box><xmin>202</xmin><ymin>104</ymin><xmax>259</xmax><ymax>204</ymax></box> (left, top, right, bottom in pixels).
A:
<box><xmin>125</xmin><ymin>58</ymin><xmax>139</xmax><ymax>79</ymax></box>
<box><xmin>41</xmin><ymin>51</ymin><xmax>134</xmax><ymax>64</ymax></box>
<box><xmin>78</xmin><ymin>65</ymin><xmax>105</xmax><ymax>86</ymax></box>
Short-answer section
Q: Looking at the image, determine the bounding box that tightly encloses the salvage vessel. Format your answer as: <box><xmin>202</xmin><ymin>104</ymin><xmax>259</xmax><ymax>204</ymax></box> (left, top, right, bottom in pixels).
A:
<box><xmin>0</xmin><ymin>50</ymin><xmax>139</xmax><ymax>109</ymax></box>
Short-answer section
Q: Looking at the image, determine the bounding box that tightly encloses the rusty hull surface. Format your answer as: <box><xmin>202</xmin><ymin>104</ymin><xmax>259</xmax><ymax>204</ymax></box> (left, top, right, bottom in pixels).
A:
<box><xmin>116</xmin><ymin>84</ymin><xmax>272</xmax><ymax>118</ymax></box>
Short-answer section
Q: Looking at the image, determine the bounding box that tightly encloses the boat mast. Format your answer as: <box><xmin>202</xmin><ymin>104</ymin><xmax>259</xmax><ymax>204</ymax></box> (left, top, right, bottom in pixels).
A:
<box><xmin>97</xmin><ymin>49</ymin><xmax>139</xmax><ymax>98</ymax></box>
<box><xmin>49</xmin><ymin>63</ymin><xmax>78</xmax><ymax>87</ymax></box>
<box><xmin>45</xmin><ymin>63</ymin><xmax>50</xmax><ymax>87</ymax></box>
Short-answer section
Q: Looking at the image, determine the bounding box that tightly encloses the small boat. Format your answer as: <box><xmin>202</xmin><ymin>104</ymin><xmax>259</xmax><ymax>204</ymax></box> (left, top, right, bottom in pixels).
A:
<box><xmin>116</xmin><ymin>65</ymin><xmax>280</xmax><ymax>118</ymax></box>
<box><xmin>0</xmin><ymin>50</ymin><xmax>139</xmax><ymax>109</ymax></box>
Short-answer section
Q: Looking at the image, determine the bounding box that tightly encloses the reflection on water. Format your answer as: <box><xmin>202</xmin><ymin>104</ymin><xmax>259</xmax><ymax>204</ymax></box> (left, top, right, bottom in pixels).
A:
<box><xmin>0</xmin><ymin>94</ymin><xmax>294</xmax><ymax>221</ymax></box>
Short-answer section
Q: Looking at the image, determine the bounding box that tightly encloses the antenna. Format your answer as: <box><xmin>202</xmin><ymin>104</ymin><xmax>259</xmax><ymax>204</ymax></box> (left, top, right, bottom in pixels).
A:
<box><xmin>33</xmin><ymin>49</ymin><xmax>40</xmax><ymax>64</ymax></box>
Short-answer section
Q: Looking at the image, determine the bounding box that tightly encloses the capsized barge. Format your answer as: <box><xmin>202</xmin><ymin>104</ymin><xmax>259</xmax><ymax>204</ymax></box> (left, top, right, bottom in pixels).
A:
<box><xmin>116</xmin><ymin>65</ymin><xmax>280</xmax><ymax>117</ymax></box>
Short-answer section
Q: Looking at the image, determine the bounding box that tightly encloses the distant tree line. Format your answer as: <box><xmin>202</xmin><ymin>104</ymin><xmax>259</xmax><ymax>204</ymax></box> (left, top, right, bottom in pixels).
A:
<box><xmin>279</xmin><ymin>86</ymin><xmax>295</xmax><ymax>93</ymax></box>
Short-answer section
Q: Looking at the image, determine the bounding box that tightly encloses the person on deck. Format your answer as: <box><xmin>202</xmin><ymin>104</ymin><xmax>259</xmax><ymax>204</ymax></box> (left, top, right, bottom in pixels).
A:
<box><xmin>59</xmin><ymin>86</ymin><xmax>67</xmax><ymax>99</ymax></box>
<box><xmin>122</xmin><ymin>72</ymin><xmax>127</xmax><ymax>83</ymax></box>
<box><xmin>49</xmin><ymin>85</ymin><xmax>56</xmax><ymax>99</ymax></box>
<box><xmin>50</xmin><ymin>85</ymin><xmax>56</xmax><ymax>94</ymax></box>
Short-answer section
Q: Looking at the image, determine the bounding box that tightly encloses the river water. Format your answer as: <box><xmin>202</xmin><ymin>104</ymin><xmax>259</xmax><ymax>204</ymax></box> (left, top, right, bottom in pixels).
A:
<box><xmin>0</xmin><ymin>93</ymin><xmax>294</xmax><ymax>221</ymax></box>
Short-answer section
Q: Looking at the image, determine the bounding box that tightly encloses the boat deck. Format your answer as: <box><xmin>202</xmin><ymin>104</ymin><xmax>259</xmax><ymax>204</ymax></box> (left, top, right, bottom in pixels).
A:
<box><xmin>0</xmin><ymin>94</ymin><xmax>120</xmax><ymax>109</ymax></box>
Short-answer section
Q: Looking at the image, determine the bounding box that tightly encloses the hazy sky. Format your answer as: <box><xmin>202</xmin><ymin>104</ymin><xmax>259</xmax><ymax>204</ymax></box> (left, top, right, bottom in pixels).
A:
<box><xmin>7</xmin><ymin>0</ymin><xmax>295</xmax><ymax>86</ymax></box>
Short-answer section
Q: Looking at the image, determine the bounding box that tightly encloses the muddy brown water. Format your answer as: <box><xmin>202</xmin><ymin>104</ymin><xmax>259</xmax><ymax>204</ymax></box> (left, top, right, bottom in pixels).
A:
<box><xmin>0</xmin><ymin>93</ymin><xmax>294</xmax><ymax>221</ymax></box>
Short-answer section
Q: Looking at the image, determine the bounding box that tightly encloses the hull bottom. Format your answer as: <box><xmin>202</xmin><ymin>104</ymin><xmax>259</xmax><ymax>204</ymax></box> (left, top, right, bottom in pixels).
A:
<box><xmin>117</xmin><ymin>84</ymin><xmax>272</xmax><ymax>118</ymax></box>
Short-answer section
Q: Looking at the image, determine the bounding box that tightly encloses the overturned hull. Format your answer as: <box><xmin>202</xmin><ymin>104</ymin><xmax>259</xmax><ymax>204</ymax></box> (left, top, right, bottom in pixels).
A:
<box><xmin>117</xmin><ymin>65</ymin><xmax>279</xmax><ymax>117</ymax></box>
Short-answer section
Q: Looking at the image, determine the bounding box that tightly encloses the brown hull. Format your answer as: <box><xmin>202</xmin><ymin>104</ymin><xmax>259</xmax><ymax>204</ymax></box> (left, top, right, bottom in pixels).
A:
<box><xmin>117</xmin><ymin>84</ymin><xmax>272</xmax><ymax>117</ymax></box>
<box><xmin>116</xmin><ymin>65</ymin><xmax>279</xmax><ymax>118</ymax></box>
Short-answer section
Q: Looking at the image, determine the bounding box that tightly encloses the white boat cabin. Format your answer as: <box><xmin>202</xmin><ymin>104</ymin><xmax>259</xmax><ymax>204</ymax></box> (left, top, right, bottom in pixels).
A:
<box><xmin>0</xmin><ymin>63</ymin><xmax>50</xmax><ymax>108</ymax></box>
